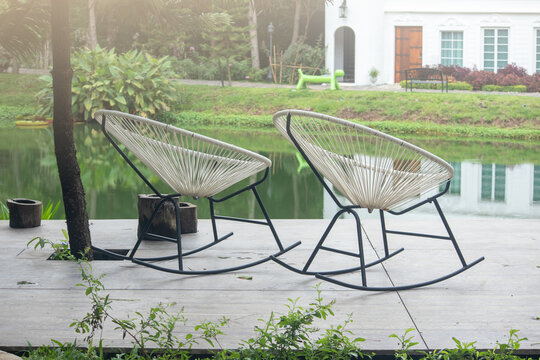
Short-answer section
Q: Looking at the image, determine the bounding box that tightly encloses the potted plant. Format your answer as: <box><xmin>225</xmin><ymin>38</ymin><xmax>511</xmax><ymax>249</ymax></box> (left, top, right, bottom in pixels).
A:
<box><xmin>369</xmin><ymin>67</ymin><xmax>379</xmax><ymax>84</ymax></box>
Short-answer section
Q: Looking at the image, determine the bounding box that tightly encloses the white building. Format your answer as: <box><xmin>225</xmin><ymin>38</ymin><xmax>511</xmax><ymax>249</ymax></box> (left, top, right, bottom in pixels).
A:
<box><xmin>326</xmin><ymin>0</ymin><xmax>540</xmax><ymax>85</ymax></box>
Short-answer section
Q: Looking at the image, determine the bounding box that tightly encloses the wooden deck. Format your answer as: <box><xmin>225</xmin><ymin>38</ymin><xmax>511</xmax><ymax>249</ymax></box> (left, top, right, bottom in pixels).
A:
<box><xmin>0</xmin><ymin>215</ymin><xmax>539</xmax><ymax>354</ymax></box>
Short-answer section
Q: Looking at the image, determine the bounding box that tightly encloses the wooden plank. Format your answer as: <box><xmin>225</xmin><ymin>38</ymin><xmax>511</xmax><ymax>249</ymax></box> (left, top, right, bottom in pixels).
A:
<box><xmin>0</xmin><ymin>218</ymin><xmax>539</xmax><ymax>353</ymax></box>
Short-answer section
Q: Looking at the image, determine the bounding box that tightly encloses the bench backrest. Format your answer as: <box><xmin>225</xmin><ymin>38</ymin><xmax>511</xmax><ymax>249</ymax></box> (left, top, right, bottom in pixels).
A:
<box><xmin>405</xmin><ymin>68</ymin><xmax>443</xmax><ymax>81</ymax></box>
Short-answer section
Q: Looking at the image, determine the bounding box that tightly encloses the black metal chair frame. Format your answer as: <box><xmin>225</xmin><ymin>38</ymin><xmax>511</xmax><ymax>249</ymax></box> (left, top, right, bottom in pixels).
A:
<box><xmin>92</xmin><ymin>115</ymin><xmax>300</xmax><ymax>274</ymax></box>
<box><xmin>271</xmin><ymin>113</ymin><xmax>484</xmax><ymax>291</ymax></box>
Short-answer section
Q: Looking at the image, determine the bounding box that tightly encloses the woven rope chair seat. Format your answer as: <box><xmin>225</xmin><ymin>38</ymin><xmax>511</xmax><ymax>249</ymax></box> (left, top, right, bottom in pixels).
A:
<box><xmin>95</xmin><ymin>110</ymin><xmax>270</xmax><ymax>198</ymax></box>
<box><xmin>274</xmin><ymin>110</ymin><xmax>453</xmax><ymax>211</ymax></box>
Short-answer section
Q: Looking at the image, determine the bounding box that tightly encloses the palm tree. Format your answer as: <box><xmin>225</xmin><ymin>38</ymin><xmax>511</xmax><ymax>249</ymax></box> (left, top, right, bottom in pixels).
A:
<box><xmin>0</xmin><ymin>0</ymin><xmax>48</xmax><ymax>60</ymax></box>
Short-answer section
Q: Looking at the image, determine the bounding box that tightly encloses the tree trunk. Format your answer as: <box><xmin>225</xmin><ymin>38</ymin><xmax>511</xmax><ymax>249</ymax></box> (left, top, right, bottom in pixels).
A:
<box><xmin>10</xmin><ymin>58</ymin><xmax>20</xmax><ymax>73</ymax></box>
<box><xmin>248</xmin><ymin>0</ymin><xmax>260</xmax><ymax>69</ymax></box>
<box><xmin>50</xmin><ymin>0</ymin><xmax>93</xmax><ymax>260</ymax></box>
<box><xmin>289</xmin><ymin>0</ymin><xmax>301</xmax><ymax>47</ymax></box>
<box><xmin>302</xmin><ymin>0</ymin><xmax>316</xmax><ymax>41</ymax></box>
<box><xmin>86</xmin><ymin>0</ymin><xmax>97</xmax><ymax>50</ymax></box>
<box><xmin>106</xmin><ymin>9</ymin><xmax>115</xmax><ymax>48</ymax></box>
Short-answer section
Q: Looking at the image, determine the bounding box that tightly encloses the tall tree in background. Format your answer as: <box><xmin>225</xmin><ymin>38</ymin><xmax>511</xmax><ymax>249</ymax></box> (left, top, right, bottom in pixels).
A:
<box><xmin>301</xmin><ymin>0</ymin><xmax>323</xmax><ymax>40</ymax></box>
<box><xmin>289</xmin><ymin>0</ymin><xmax>301</xmax><ymax>46</ymax></box>
<box><xmin>51</xmin><ymin>0</ymin><xmax>93</xmax><ymax>259</ymax></box>
<box><xmin>248</xmin><ymin>0</ymin><xmax>260</xmax><ymax>69</ymax></box>
<box><xmin>86</xmin><ymin>0</ymin><xmax>97</xmax><ymax>50</ymax></box>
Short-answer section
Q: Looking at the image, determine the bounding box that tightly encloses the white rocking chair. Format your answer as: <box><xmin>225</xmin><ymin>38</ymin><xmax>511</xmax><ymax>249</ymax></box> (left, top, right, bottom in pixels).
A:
<box><xmin>272</xmin><ymin>110</ymin><xmax>484</xmax><ymax>291</ymax></box>
<box><xmin>92</xmin><ymin>110</ymin><xmax>300</xmax><ymax>274</ymax></box>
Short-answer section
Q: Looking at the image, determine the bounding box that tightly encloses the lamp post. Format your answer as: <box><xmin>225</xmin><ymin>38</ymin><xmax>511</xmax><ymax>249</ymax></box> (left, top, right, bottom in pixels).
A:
<box><xmin>339</xmin><ymin>0</ymin><xmax>347</xmax><ymax>18</ymax></box>
<box><xmin>267</xmin><ymin>22</ymin><xmax>275</xmax><ymax>81</ymax></box>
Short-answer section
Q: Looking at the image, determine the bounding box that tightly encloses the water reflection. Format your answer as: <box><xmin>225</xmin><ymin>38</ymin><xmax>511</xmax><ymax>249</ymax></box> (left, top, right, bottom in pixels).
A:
<box><xmin>0</xmin><ymin>126</ymin><xmax>538</xmax><ymax>220</ymax></box>
<box><xmin>322</xmin><ymin>161</ymin><xmax>540</xmax><ymax>219</ymax></box>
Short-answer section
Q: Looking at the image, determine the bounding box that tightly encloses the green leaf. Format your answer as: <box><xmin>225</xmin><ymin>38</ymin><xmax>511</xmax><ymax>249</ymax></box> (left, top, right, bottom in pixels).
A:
<box><xmin>115</xmin><ymin>96</ymin><xmax>127</xmax><ymax>105</ymax></box>
<box><xmin>237</xmin><ymin>275</ymin><xmax>253</xmax><ymax>280</ymax></box>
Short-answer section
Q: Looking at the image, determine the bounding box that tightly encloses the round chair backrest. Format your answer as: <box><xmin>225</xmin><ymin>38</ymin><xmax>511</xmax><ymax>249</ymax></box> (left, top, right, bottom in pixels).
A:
<box><xmin>273</xmin><ymin>110</ymin><xmax>453</xmax><ymax>211</ymax></box>
<box><xmin>95</xmin><ymin>110</ymin><xmax>270</xmax><ymax>198</ymax></box>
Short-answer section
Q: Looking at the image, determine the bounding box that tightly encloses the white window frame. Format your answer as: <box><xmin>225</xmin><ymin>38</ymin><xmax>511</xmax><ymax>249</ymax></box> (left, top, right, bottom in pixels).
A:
<box><xmin>536</xmin><ymin>29</ymin><xmax>540</xmax><ymax>74</ymax></box>
<box><xmin>440</xmin><ymin>31</ymin><xmax>464</xmax><ymax>67</ymax></box>
<box><xmin>483</xmin><ymin>28</ymin><xmax>509</xmax><ymax>73</ymax></box>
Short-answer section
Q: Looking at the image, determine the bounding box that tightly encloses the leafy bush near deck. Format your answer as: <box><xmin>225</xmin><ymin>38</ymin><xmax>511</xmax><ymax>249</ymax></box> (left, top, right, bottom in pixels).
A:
<box><xmin>17</xmin><ymin>262</ymin><xmax>538</xmax><ymax>360</ymax></box>
<box><xmin>37</xmin><ymin>46</ymin><xmax>178</xmax><ymax>121</ymax></box>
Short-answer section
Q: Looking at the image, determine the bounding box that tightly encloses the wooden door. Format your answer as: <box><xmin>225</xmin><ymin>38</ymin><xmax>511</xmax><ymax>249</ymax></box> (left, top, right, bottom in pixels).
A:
<box><xmin>395</xmin><ymin>26</ymin><xmax>422</xmax><ymax>83</ymax></box>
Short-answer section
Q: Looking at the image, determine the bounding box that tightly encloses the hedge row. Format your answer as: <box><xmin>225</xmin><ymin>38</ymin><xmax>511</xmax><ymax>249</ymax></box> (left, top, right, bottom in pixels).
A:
<box><xmin>437</xmin><ymin>63</ymin><xmax>540</xmax><ymax>92</ymax></box>
<box><xmin>399</xmin><ymin>81</ymin><xmax>473</xmax><ymax>91</ymax></box>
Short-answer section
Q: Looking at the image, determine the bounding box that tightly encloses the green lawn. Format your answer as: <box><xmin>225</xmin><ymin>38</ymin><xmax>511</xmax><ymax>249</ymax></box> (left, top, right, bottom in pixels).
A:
<box><xmin>172</xmin><ymin>84</ymin><xmax>540</xmax><ymax>140</ymax></box>
<box><xmin>1</xmin><ymin>73</ymin><xmax>540</xmax><ymax>140</ymax></box>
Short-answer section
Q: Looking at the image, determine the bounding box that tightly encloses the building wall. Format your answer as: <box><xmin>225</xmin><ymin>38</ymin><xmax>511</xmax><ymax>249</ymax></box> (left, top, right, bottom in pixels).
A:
<box><xmin>326</xmin><ymin>0</ymin><xmax>540</xmax><ymax>85</ymax></box>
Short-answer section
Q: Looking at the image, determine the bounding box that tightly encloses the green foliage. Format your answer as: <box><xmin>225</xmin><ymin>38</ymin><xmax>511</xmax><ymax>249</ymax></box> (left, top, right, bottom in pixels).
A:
<box><xmin>200</xmin><ymin>1</ymin><xmax>250</xmax><ymax>64</ymax></box>
<box><xmin>19</xmin><ymin>269</ymin><xmax>539</xmax><ymax>360</ymax></box>
<box><xmin>27</xmin><ymin>229</ymin><xmax>77</xmax><ymax>261</ymax></box>
<box><xmin>222</xmin><ymin>285</ymin><xmax>368</xmax><ymax>360</ymax></box>
<box><xmin>0</xmin><ymin>73</ymin><xmax>43</xmax><ymax>107</ymax></box>
<box><xmin>37</xmin><ymin>47</ymin><xmax>178</xmax><ymax>121</ymax></box>
<box><xmin>174</xmin><ymin>57</ymin><xmax>267</xmax><ymax>82</ymax></box>
<box><xmin>71</xmin><ymin>262</ymin><xmax>229</xmax><ymax>359</ymax></box>
<box><xmin>279</xmin><ymin>39</ymin><xmax>327</xmax><ymax>84</ymax></box>
<box><xmin>482</xmin><ymin>85</ymin><xmax>527</xmax><ymax>93</ymax></box>
<box><xmin>24</xmin><ymin>340</ymin><xmax>104</xmax><ymax>360</ymax></box>
<box><xmin>0</xmin><ymin>201</ymin><xmax>9</xmax><ymax>220</ymax></box>
<box><xmin>389</xmin><ymin>328</ymin><xmax>419</xmax><ymax>360</ymax></box>
<box><xmin>399</xmin><ymin>80</ymin><xmax>473</xmax><ymax>91</ymax></box>
<box><xmin>0</xmin><ymin>105</ymin><xmax>35</xmax><ymax>127</ymax></box>
<box><xmin>41</xmin><ymin>200</ymin><xmax>63</xmax><ymax>220</ymax></box>
<box><xmin>172</xmin><ymin>85</ymin><xmax>540</xmax><ymax>140</ymax></box>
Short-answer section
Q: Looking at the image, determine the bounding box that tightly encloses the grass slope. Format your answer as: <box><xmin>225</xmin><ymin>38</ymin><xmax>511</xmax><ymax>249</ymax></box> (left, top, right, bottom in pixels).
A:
<box><xmin>173</xmin><ymin>84</ymin><xmax>540</xmax><ymax>140</ymax></box>
<box><xmin>1</xmin><ymin>73</ymin><xmax>539</xmax><ymax>141</ymax></box>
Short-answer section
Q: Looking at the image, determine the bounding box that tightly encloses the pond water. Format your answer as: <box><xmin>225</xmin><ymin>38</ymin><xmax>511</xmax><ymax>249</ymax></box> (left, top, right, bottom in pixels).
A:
<box><xmin>1</xmin><ymin>124</ymin><xmax>539</xmax><ymax>220</ymax></box>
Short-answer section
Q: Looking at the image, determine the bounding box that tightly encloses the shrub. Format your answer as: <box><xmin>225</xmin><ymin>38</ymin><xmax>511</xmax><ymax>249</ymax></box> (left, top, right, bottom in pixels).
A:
<box><xmin>495</xmin><ymin>73</ymin><xmax>522</xmax><ymax>86</ymax></box>
<box><xmin>399</xmin><ymin>80</ymin><xmax>472</xmax><ymax>91</ymax></box>
<box><xmin>37</xmin><ymin>46</ymin><xmax>178</xmax><ymax>121</ymax></box>
<box><xmin>481</xmin><ymin>84</ymin><xmax>527</xmax><ymax>92</ymax></box>
<box><xmin>521</xmin><ymin>73</ymin><xmax>540</xmax><ymax>92</ymax></box>
<box><xmin>0</xmin><ymin>105</ymin><xmax>34</xmax><ymax>126</ymax></box>
<box><xmin>497</xmin><ymin>63</ymin><xmax>528</xmax><ymax>77</ymax></box>
<box><xmin>465</xmin><ymin>70</ymin><xmax>497</xmax><ymax>90</ymax></box>
<box><xmin>437</xmin><ymin>65</ymin><xmax>472</xmax><ymax>82</ymax></box>
<box><xmin>435</xmin><ymin>63</ymin><xmax>540</xmax><ymax>92</ymax></box>
<box><xmin>173</xmin><ymin>57</ymin><xmax>267</xmax><ymax>82</ymax></box>
<box><xmin>277</xmin><ymin>41</ymin><xmax>327</xmax><ymax>84</ymax></box>
<box><xmin>449</xmin><ymin>81</ymin><xmax>474</xmax><ymax>91</ymax></box>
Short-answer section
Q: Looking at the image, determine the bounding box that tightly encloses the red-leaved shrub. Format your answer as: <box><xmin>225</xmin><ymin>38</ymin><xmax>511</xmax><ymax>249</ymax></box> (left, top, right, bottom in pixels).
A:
<box><xmin>430</xmin><ymin>63</ymin><xmax>540</xmax><ymax>92</ymax></box>
<box><xmin>436</xmin><ymin>65</ymin><xmax>472</xmax><ymax>82</ymax></box>
<box><xmin>497</xmin><ymin>63</ymin><xmax>528</xmax><ymax>77</ymax></box>
<box><xmin>496</xmin><ymin>73</ymin><xmax>522</xmax><ymax>86</ymax></box>
<box><xmin>521</xmin><ymin>73</ymin><xmax>540</xmax><ymax>93</ymax></box>
<box><xmin>465</xmin><ymin>70</ymin><xmax>496</xmax><ymax>90</ymax></box>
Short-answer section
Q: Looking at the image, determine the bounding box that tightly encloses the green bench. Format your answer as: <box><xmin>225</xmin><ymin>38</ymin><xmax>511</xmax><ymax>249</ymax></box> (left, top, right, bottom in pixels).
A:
<box><xmin>296</xmin><ymin>69</ymin><xmax>345</xmax><ymax>90</ymax></box>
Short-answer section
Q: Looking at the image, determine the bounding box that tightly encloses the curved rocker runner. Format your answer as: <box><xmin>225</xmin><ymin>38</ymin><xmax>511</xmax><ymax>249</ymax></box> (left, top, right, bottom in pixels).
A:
<box><xmin>92</xmin><ymin>110</ymin><xmax>300</xmax><ymax>274</ymax></box>
<box><xmin>272</xmin><ymin>110</ymin><xmax>484</xmax><ymax>291</ymax></box>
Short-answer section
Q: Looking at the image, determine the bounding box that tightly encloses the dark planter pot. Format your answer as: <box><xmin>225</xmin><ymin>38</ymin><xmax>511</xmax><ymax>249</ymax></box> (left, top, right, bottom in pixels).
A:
<box><xmin>7</xmin><ymin>198</ymin><xmax>42</xmax><ymax>228</ymax></box>
<box><xmin>137</xmin><ymin>194</ymin><xmax>197</xmax><ymax>240</ymax></box>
